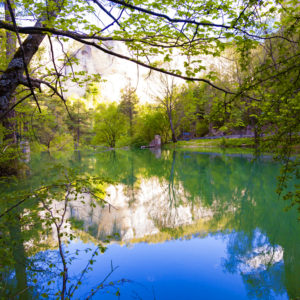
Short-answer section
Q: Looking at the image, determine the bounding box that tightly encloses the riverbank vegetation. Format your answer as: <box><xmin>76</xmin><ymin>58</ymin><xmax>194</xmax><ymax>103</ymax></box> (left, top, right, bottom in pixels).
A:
<box><xmin>4</xmin><ymin>77</ymin><xmax>298</xmax><ymax>152</ymax></box>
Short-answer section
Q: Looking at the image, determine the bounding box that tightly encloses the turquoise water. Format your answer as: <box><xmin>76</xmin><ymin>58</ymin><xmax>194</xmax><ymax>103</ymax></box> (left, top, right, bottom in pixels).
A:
<box><xmin>0</xmin><ymin>149</ymin><xmax>299</xmax><ymax>299</ymax></box>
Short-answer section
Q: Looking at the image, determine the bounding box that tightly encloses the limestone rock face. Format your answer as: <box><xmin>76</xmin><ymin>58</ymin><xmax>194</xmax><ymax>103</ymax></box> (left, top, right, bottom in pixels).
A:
<box><xmin>63</xmin><ymin>42</ymin><xmax>151</xmax><ymax>103</ymax></box>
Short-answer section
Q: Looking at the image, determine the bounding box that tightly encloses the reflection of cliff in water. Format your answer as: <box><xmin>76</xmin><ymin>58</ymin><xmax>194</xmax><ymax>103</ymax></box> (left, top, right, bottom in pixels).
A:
<box><xmin>68</xmin><ymin>177</ymin><xmax>217</xmax><ymax>241</ymax></box>
<box><xmin>67</xmin><ymin>149</ymin><xmax>300</xmax><ymax>298</ymax></box>
<box><xmin>25</xmin><ymin>148</ymin><xmax>300</xmax><ymax>299</ymax></box>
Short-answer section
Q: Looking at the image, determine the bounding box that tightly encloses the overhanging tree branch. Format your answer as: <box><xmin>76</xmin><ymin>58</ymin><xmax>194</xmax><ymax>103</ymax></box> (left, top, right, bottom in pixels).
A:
<box><xmin>96</xmin><ymin>0</ymin><xmax>297</xmax><ymax>43</ymax></box>
<box><xmin>67</xmin><ymin>36</ymin><xmax>236</xmax><ymax>94</ymax></box>
<box><xmin>22</xmin><ymin>76</ymin><xmax>73</xmax><ymax>119</ymax></box>
<box><xmin>0</xmin><ymin>16</ymin><xmax>297</xmax><ymax>45</ymax></box>
<box><xmin>0</xmin><ymin>19</ymin><xmax>234</xmax><ymax>94</ymax></box>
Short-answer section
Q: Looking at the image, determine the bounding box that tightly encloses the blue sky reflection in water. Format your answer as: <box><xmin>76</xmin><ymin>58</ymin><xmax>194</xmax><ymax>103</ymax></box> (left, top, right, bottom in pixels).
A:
<box><xmin>47</xmin><ymin>230</ymin><xmax>288</xmax><ymax>300</ymax></box>
<box><xmin>2</xmin><ymin>149</ymin><xmax>299</xmax><ymax>299</ymax></box>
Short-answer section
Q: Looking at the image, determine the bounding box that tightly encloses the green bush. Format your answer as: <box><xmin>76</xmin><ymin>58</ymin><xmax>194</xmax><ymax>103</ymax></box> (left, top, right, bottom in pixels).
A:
<box><xmin>196</xmin><ymin>121</ymin><xmax>209</xmax><ymax>137</ymax></box>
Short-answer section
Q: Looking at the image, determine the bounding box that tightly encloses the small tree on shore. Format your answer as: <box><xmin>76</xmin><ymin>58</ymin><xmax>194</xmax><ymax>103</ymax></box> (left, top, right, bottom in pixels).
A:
<box><xmin>93</xmin><ymin>103</ymin><xmax>127</xmax><ymax>148</ymax></box>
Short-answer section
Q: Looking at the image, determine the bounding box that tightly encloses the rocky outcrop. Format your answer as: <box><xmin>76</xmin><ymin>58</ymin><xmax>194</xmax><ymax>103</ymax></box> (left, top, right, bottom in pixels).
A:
<box><xmin>63</xmin><ymin>42</ymin><xmax>152</xmax><ymax>104</ymax></box>
<box><xmin>62</xmin><ymin>177</ymin><xmax>215</xmax><ymax>242</ymax></box>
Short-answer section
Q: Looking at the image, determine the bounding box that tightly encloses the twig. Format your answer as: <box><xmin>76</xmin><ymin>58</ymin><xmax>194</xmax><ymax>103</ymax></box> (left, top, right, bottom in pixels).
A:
<box><xmin>68</xmin><ymin>246</ymin><xmax>100</xmax><ymax>297</ymax></box>
<box><xmin>85</xmin><ymin>264</ymin><xmax>119</xmax><ymax>299</ymax></box>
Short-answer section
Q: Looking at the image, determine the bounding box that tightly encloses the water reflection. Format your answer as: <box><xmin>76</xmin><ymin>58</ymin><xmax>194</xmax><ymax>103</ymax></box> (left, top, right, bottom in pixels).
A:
<box><xmin>0</xmin><ymin>149</ymin><xmax>299</xmax><ymax>299</ymax></box>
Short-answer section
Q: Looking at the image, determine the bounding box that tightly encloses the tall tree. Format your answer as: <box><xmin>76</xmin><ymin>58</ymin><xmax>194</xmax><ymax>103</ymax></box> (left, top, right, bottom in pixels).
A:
<box><xmin>66</xmin><ymin>97</ymin><xmax>92</xmax><ymax>150</ymax></box>
<box><xmin>3</xmin><ymin>0</ymin><xmax>16</xmax><ymax>141</ymax></box>
<box><xmin>119</xmin><ymin>85</ymin><xmax>139</xmax><ymax>137</ymax></box>
<box><xmin>155</xmin><ymin>74</ymin><xmax>181</xmax><ymax>143</ymax></box>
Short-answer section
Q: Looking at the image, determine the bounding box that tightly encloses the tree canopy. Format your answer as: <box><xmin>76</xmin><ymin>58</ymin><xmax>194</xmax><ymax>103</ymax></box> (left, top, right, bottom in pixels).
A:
<box><xmin>0</xmin><ymin>0</ymin><xmax>299</xmax><ymax>110</ymax></box>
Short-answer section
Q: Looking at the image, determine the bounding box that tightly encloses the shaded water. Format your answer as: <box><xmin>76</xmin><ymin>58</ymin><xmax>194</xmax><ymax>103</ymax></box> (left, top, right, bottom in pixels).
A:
<box><xmin>0</xmin><ymin>149</ymin><xmax>299</xmax><ymax>299</ymax></box>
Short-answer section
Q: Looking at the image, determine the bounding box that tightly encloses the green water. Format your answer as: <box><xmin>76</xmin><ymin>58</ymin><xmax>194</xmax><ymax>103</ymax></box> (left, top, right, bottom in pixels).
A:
<box><xmin>0</xmin><ymin>149</ymin><xmax>299</xmax><ymax>299</ymax></box>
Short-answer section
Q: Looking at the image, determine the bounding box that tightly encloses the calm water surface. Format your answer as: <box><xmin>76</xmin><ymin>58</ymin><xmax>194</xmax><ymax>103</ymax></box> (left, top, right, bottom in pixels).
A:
<box><xmin>1</xmin><ymin>149</ymin><xmax>299</xmax><ymax>299</ymax></box>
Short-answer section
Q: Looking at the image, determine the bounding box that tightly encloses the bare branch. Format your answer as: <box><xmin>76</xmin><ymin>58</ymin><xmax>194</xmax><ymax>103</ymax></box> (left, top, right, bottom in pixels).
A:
<box><xmin>91</xmin><ymin>0</ymin><xmax>123</xmax><ymax>30</ymax></box>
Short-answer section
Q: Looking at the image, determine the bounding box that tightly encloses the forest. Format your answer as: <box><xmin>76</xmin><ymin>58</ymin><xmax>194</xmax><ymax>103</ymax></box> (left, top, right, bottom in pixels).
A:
<box><xmin>0</xmin><ymin>0</ymin><xmax>299</xmax><ymax>299</ymax></box>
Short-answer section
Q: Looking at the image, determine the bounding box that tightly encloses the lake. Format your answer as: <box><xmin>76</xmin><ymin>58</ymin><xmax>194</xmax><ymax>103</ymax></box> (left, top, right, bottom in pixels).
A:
<box><xmin>0</xmin><ymin>149</ymin><xmax>299</xmax><ymax>299</ymax></box>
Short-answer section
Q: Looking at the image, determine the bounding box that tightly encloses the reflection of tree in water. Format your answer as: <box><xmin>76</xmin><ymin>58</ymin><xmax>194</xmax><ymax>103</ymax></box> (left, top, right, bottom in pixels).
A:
<box><xmin>95</xmin><ymin>218</ymin><xmax>121</xmax><ymax>241</ymax></box>
<box><xmin>91</xmin><ymin>150</ymin><xmax>300</xmax><ymax>299</ymax></box>
<box><xmin>168</xmin><ymin>151</ymin><xmax>177</xmax><ymax>207</ymax></box>
<box><xmin>5</xmin><ymin>214</ymin><xmax>30</xmax><ymax>299</ymax></box>
<box><xmin>70</xmin><ymin>151</ymin><xmax>300</xmax><ymax>298</ymax></box>
<box><xmin>242</xmin><ymin>262</ymin><xmax>286</xmax><ymax>299</ymax></box>
<box><xmin>0</xmin><ymin>175</ymin><xmax>47</xmax><ymax>298</ymax></box>
<box><xmin>220</xmin><ymin>193</ymin><xmax>300</xmax><ymax>300</ymax></box>
<box><xmin>2</xmin><ymin>149</ymin><xmax>299</xmax><ymax>298</ymax></box>
<box><xmin>150</xmin><ymin>150</ymin><xmax>188</xmax><ymax>229</ymax></box>
<box><xmin>145</xmin><ymin>150</ymin><xmax>300</xmax><ymax>299</ymax></box>
<box><xmin>0</xmin><ymin>166</ymin><xmax>125</xmax><ymax>298</ymax></box>
<box><xmin>122</xmin><ymin>151</ymin><xmax>139</xmax><ymax>206</ymax></box>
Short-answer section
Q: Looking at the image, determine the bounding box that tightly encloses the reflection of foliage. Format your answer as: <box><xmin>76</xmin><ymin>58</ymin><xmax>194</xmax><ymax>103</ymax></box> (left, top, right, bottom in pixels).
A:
<box><xmin>242</xmin><ymin>262</ymin><xmax>286</xmax><ymax>300</ymax></box>
<box><xmin>131</xmin><ymin>218</ymin><xmax>228</xmax><ymax>244</ymax></box>
<box><xmin>0</xmin><ymin>164</ymin><xmax>118</xmax><ymax>299</ymax></box>
<box><xmin>222</xmin><ymin>228</ymin><xmax>300</xmax><ymax>299</ymax></box>
<box><xmin>69</xmin><ymin>217</ymin><xmax>84</xmax><ymax>230</ymax></box>
<box><xmin>88</xmin><ymin>224</ymin><xmax>98</xmax><ymax>237</ymax></box>
<box><xmin>88</xmin><ymin>149</ymin><xmax>299</xmax><ymax>298</ymax></box>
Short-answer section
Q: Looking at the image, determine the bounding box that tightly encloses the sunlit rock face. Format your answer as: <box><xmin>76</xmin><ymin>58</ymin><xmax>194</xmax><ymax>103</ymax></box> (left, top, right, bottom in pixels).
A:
<box><xmin>63</xmin><ymin>41</ymin><xmax>152</xmax><ymax>103</ymax></box>
<box><xmin>65</xmin><ymin>42</ymin><xmax>119</xmax><ymax>77</ymax></box>
<box><xmin>65</xmin><ymin>177</ymin><xmax>214</xmax><ymax>241</ymax></box>
<box><xmin>62</xmin><ymin>41</ymin><xmax>233</xmax><ymax>104</ymax></box>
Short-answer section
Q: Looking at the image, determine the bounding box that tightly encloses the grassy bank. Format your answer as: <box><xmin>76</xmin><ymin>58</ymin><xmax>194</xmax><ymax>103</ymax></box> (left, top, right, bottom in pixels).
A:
<box><xmin>164</xmin><ymin>137</ymin><xmax>300</xmax><ymax>155</ymax></box>
<box><xmin>172</xmin><ymin>137</ymin><xmax>256</xmax><ymax>148</ymax></box>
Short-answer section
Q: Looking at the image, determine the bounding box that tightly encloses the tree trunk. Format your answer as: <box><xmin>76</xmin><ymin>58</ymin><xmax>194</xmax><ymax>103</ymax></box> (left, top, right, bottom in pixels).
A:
<box><xmin>111</xmin><ymin>139</ymin><xmax>115</xmax><ymax>148</ymax></box>
<box><xmin>129</xmin><ymin>105</ymin><xmax>133</xmax><ymax>137</ymax></box>
<box><xmin>0</xmin><ymin>2</ymin><xmax>19</xmax><ymax>176</ymax></box>
<box><xmin>0</xmin><ymin>0</ymin><xmax>63</xmax><ymax>115</ymax></box>
<box><xmin>3</xmin><ymin>2</ymin><xmax>16</xmax><ymax>142</ymax></box>
<box><xmin>76</xmin><ymin>122</ymin><xmax>80</xmax><ymax>149</ymax></box>
<box><xmin>47</xmin><ymin>141</ymin><xmax>51</xmax><ymax>153</ymax></box>
<box><xmin>0</xmin><ymin>25</ymin><xmax>46</xmax><ymax>115</ymax></box>
<box><xmin>254</xmin><ymin>125</ymin><xmax>260</xmax><ymax>153</ymax></box>
<box><xmin>168</xmin><ymin>111</ymin><xmax>177</xmax><ymax>143</ymax></box>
